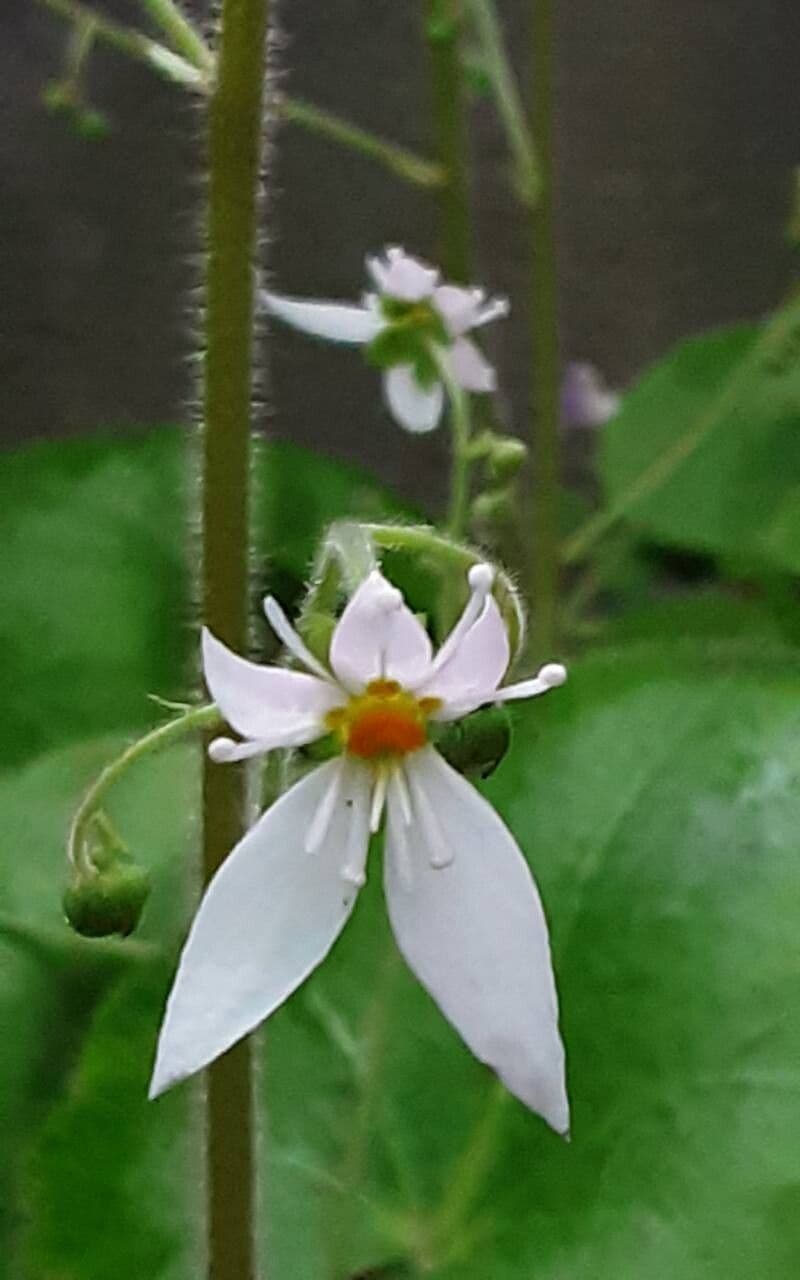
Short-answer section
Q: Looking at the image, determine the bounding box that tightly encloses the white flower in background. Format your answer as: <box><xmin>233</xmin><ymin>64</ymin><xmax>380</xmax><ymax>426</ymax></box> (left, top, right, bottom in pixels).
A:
<box><xmin>149</xmin><ymin>564</ymin><xmax>568</xmax><ymax>1133</ymax></box>
<box><xmin>560</xmin><ymin>361</ymin><xmax>620</xmax><ymax>428</ymax></box>
<box><xmin>262</xmin><ymin>246</ymin><xmax>509</xmax><ymax>434</ymax></box>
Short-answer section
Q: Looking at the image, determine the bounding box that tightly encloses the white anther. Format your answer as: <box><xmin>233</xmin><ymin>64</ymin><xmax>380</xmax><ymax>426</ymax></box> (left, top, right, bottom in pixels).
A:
<box><xmin>208</xmin><ymin>737</ymin><xmax>237</xmax><ymax>762</ymax></box>
<box><xmin>468</xmin><ymin>562</ymin><xmax>495</xmax><ymax>595</ymax></box>
<box><xmin>538</xmin><ymin>663</ymin><xmax>567</xmax><ymax>688</ymax></box>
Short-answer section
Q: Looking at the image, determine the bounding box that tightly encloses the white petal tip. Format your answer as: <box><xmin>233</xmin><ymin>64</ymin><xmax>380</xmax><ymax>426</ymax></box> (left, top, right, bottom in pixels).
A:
<box><xmin>208</xmin><ymin>736</ymin><xmax>237</xmax><ymax>763</ymax></box>
<box><xmin>538</xmin><ymin>663</ymin><xmax>567</xmax><ymax>688</ymax></box>
<box><xmin>341</xmin><ymin>868</ymin><xmax>366</xmax><ymax>888</ymax></box>
<box><xmin>468</xmin><ymin>562</ymin><xmax>495</xmax><ymax>594</ymax></box>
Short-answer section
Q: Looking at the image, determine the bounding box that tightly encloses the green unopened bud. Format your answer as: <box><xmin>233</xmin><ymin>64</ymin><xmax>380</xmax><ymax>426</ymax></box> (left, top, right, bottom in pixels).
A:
<box><xmin>75</xmin><ymin>108</ymin><xmax>111</xmax><ymax>141</ymax></box>
<box><xmin>63</xmin><ymin>861</ymin><xmax>150</xmax><ymax>938</ymax></box>
<box><xmin>471</xmin><ymin>487</ymin><xmax>516</xmax><ymax>528</ymax></box>
<box><xmin>488</xmin><ymin>436</ymin><xmax>528</xmax><ymax>481</ymax></box>
<box><xmin>432</xmin><ymin>705</ymin><xmax>511</xmax><ymax>780</ymax></box>
<box><xmin>42</xmin><ymin>80</ymin><xmax>78</xmax><ymax>115</ymax></box>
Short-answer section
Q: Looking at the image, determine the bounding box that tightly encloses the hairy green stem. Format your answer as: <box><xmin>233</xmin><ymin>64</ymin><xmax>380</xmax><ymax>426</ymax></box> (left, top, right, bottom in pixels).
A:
<box><xmin>431</xmin><ymin>344</ymin><xmax>473</xmax><ymax>539</ymax></box>
<box><xmin>202</xmin><ymin>0</ymin><xmax>268</xmax><ymax>1275</ymax></box>
<box><xmin>67</xmin><ymin>705</ymin><xmax>222</xmax><ymax>873</ymax></box>
<box><xmin>528</xmin><ymin>0</ymin><xmax>560</xmax><ymax>659</ymax></box>
<box><xmin>424</xmin><ymin>0</ymin><xmax>472</xmax><ymax>281</ymax></box>
<box><xmin>464</xmin><ymin>0</ymin><xmax>541</xmax><ymax>205</ymax></box>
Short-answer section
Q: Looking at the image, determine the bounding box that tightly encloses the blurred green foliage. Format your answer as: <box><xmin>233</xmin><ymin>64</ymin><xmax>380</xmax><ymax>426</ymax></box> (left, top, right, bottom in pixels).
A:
<box><xmin>2</xmin><ymin>383</ymin><xmax>800</xmax><ymax>1276</ymax></box>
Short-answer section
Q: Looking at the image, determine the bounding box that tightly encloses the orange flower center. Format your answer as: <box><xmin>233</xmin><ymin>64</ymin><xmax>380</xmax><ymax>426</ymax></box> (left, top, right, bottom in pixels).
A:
<box><xmin>326</xmin><ymin>679</ymin><xmax>441</xmax><ymax>761</ymax></box>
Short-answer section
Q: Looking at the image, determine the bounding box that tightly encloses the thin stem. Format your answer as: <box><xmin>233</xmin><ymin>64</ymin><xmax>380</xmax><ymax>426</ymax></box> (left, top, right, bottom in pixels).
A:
<box><xmin>34</xmin><ymin>0</ymin><xmax>208</xmax><ymax>88</ymax></box>
<box><xmin>202</xmin><ymin>0</ymin><xmax>268</xmax><ymax>1274</ymax></box>
<box><xmin>423</xmin><ymin>0</ymin><xmax>472</xmax><ymax>281</ymax></box>
<box><xmin>464</xmin><ymin>0</ymin><xmax>541</xmax><ymax>206</ymax></box>
<box><xmin>278</xmin><ymin>97</ymin><xmax>445</xmax><ymax>190</ymax></box>
<box><xmin>431</xmin><ymin>345</ymin><xmax>473</xmax><ymax>539</ymax></box>
<box><xmin>67</xmin><ymin>705</ymin><xmax>222</xmax><ymax>872</ymax></box>
<box><xmin>140</xmin><ymin>0</ymin><xmax>214</xmax><ymax>72</ymax></box>
<box><xmin>528</xmin><ymin>0</ymin><xmax>560</xmax><ymax>660</ymax></box>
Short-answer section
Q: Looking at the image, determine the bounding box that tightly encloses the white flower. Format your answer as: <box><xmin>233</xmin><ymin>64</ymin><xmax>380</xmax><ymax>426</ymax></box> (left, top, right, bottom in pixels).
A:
<box><xmin>561</xmin><ymin>361</ymin><xmax>620</xmax><ymax>429</ymax></box>
<box><xmin>262</xmin><ymin>246</ymin><xmax>509</xmax><ymax>434</ymax></box>
<box><xmin>149</xmin><ymin>564</ymin><xmax>569</xmax><ymax>1133</ymax></box>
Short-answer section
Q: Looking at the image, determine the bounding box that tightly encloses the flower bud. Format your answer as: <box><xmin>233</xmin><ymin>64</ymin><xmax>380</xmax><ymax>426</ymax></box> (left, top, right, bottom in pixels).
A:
<box><xmin>488</xmin><ymin>436</ymin><xmax>528</xmax><ymax>481</ymax></box>
<box><xmin>63</xmin><ymin>861</ymin><xmax>151</xmax><ymax>939</ymax></box>
<box><xmin>471</xmin><ymin>487</ymin><xmax>516</xmax><ymax>528</ymax></box>
<box><xmin>432</xmin><ymin>705</ymin><xmax>511</xmax><ymax>780</ymax></box>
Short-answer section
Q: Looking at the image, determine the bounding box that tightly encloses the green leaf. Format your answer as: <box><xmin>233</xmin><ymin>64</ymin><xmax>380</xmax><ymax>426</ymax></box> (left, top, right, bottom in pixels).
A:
<box><xmin>0</xmin><ymin>430</ymin><xmax>409</xmax><ymax>771</ymax></box>
<box><xmin>0</xmin><ymin>737</ymin><xmax>198</xmax><ymax>1277</ymax></box>
<box><xmin>259</xmin><ymin>639</ymin><xmax>800</xmax><ymax>1277</ymax></box>
<box><xmin>599</xmin><ymin>296</ymin><xmax>800</xmax><ymax>571</ymax></box>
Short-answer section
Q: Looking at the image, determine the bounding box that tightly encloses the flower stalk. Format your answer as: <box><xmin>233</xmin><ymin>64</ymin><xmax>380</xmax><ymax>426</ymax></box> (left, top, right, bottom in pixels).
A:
<box><xmin>200</xmin><ymin>0</ymin><xmax>268</xmax><ymax>1274</ymax></box>
<box><xmin>424</xmin><ymin>0</ymin><xmax>473</xmax><ymax>283</ymax></box>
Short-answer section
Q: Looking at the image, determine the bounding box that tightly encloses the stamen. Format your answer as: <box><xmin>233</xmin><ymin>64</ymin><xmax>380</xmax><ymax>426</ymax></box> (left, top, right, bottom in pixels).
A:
<box><xmin>408</xmin><ymin>767</ymin><xmax>454</xmax><ymax>869</ymax></box>
<box><xmin>305</xmin><ymin>764</ymin><xmax>343</xmax><ymax>854</ymax></box>
<box><xmin>496</xmin><ymin>662</ymin><xmax>567</xmax><ymax>703</ymax></box>
<box><xmin>208</xmin><ymin>736</ymin><xmax>267</xmax><ymax>764</ymax></box>
<box><xmin>340</xmin><ymin>793</ymin><xmax>369</xmax><ymax>887</ymax></box>
<box><xmin>263</xmin><ymin>596</ymin><xmax>335</xmax><ymax>683</ymax></box>
<box><xmin>390</xmin><ymin>765</ymin><xmax>413</xmax><ymax>826</ymax></box>
<box><xmin>474</xmin><ymin>296</ymin><xmax>510</xmax><ymax>327</ymax></box>
<box><xmin>369</xmin><ymin>767</ymin><xmax>389</xmax><ymax>833</ymax></box>
<box><xmin>390</xmin><ymin>815</ymin><xmax>414</xmax><ymax>891</ymax></box>
<box><xmin>414</xmin><ymin>562</ymin><xmax>495</xmax><ymax>686</ymax></box>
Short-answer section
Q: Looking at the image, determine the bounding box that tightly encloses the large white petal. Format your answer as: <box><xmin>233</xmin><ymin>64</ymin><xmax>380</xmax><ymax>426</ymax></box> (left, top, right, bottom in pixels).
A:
<box><xmin>385</xmin><ymin>750</ymin><xmax>568</xmax><ymax>1132</ymax></box>
<box><xmin>202</xmin><ymin>628</ymin><xmax>341</xmax><ymax>743</ymax></box>
<box><xmin>366</xmin><ymin>247</ymin><xmax>438</xmax><ymax>302</ymax></box>
<box><xmin>261</xmin><ymin>291</ymin><xmax>381</xmax><ymax>344</ymax></box>
<box><xmin>383</xmin><ymin>365</ymin><xmax>444</xmax><ymax>434</ymax></box>
<box><xmin>149</xmin><ymin>760</ymin><xmax>370</xmax><ymax>1097</ymax></box>
<box><xmin>418</xmin><ymin>596</ymin><xmax>510</xmax><ymax>718</ymax></box>
<box><xmin>329</xmin><ymin>570</ymin><xmax>433</xmax><ymax>691</ymax></box>
<box><xmin>448</xmin><ymin>337</ymin><xmax>496</xmax><ymax>394</ymax></box>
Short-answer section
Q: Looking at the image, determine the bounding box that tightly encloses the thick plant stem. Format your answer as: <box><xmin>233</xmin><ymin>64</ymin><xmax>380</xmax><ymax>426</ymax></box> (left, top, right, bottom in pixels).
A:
<box><xmin>424</xmin><ymin>0</ymin><xmax>472</xmax><ymax>282</ymax></box>
<box><xmin>202</xmin><ymin>0</ymin><xmax>268</xmax><ymax>1276</ymax></box>
<box><xmin>529</xmin><ymin>0</ymin><xmax>560</xmax><ymax>659</ymax></box>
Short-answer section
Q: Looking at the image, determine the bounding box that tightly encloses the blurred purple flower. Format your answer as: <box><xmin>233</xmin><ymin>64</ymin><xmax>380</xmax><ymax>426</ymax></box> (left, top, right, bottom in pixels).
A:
<box><xmin>561</xmin><ymin>362</ymin><xmax>620</xmax><ymax>429</ymax></box>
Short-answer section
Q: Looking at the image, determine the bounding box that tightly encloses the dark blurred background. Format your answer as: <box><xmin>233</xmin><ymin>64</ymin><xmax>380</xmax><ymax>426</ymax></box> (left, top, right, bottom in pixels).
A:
<box><xmin>1</xmin><ymin>0</ymin><xmax>797</xmax><ymax>509</ymax></box>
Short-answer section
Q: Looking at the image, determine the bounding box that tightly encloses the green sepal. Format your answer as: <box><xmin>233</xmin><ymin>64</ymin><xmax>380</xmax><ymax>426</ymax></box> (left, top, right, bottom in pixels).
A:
<box><xmin>430</xmin><ymin>705</ymin><xmax>512</xmax><ymax>780</ymax></box>
<box><xmin>297</xmin><ymin>733</ymin><xmax>340</xmax><ymax>764</ymax></box>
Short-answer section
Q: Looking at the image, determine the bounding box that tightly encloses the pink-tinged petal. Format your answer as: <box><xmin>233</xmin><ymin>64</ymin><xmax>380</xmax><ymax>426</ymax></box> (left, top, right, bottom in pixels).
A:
<box><xmin>261</xmin><ymin>291</ymin><xmax>381</xmax><ymax>344</ymax></box>
<box><xmin>561</xmin><ymin>362</ymin><xmax>620</xmax><ymax>428</ymax></box>
<box><xmin>383</xmin><ymin>365</ymin><xmax>444</xmax><ymax>433</ymax></box>
<box><xmin>202</xmin><ymin>628</ymin><xmax>341</xmax><ymax>744</ymax></box>
<box><xmin>366</xmin><ymin>247</ymin><xmax>439</xmax><ymax>301</ymax></box>
<box><xmin>329</xmin><ymin>570</ymin><xmax>433</xmax><ymax>691</ymax></box>
<box><xmin>418</xmin><ymin>595</ymin><xmax>510</xmax><ymax>718</ymax></box>
<box><xmin>433</xmin><ymin>284</ymin><xmax>484</xmax><ymax>336</ymax></box>
<box><xmin>149</xmin><ymin>759</ymin><xmax>370</xmax><ymax>1098</ymax></box>
<box><xmin>448</xmin><ymin>337</ymin><xmax>496</xmax><ymax>393</ymax></box>
<box><xmin>385</xmin><ymin>750</ymin><xmax>568</xmax><ymax>1133</ymax></box>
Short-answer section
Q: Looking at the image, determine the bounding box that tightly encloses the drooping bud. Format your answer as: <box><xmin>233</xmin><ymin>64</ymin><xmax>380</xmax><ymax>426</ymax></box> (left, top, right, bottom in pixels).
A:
<box><xmin>432</xmin><ymin>705</ymin><xmax>512</xmax><ymax>780</ymax></box>
<box><xmin>63</xmin><ymin>861</ymin><xmax>151</xmax><ymax>938</ymax></box>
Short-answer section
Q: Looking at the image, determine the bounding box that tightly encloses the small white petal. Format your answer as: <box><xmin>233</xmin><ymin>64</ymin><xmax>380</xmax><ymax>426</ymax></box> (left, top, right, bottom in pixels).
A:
<box><xmin>433</xmin><ymin>284</ymin><xmax>485</xmax><ymax>336</ymax></box>
<box><xmin>202</xmin><ymin>629</ymin><xmax>341</xmax><ymax>744</ymax></box>
<box><xmin>329</xmin><ymin>569</ymin><xmax>433</xmax><ymax>690</ymax></box>
<box><xmin>419</xmin><ymin>596</ymin><xmax>510</xmax><ymax>718</ymax></box>
<box><xmin>149</xmin><ymin>759</ymin><xmax>370</xmax><ymax>1098</ymax></box>
<box><xmin>367</xmin><ymin>247</ymin><xmax>439</xmax><ymax>301</ymax></box>
<box><xmin>383</xmin><ymin>365</ymin><xmax>445</xmax><ymax>433</ymax></box>
<box><xmin>262</xmin><ymin>595</ymin><xmax>337</xmax><ymax>684</ymax></box>
<box><xmin>448</xmin><ymin>337</ymin><xmax>497</xmax><ymax>394</ymax></box>
<box><xmin>496</xmin><ymin>663</ymin><xmax>567</xmax><ymax>703</ymax></box>
<box><xmin>261</xmin><ymin>291</ymin><xmax>382</xmax><ymax>344</ymax></box>
<box><xmin>385</xmin><ymin>749</ymin><xmax>568</xmax><ymax>1132</ymax></box>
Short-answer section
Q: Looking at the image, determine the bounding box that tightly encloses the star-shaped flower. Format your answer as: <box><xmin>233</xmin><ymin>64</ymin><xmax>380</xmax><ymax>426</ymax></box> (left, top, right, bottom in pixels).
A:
<box><xmin>150</xmin><ymin>564</ymin><xmax>569</xmax><ymax>1132</ymax></box>
<box><xmin>262</xmin><ymin>246</ymin><xmax>509</xmax><ymax>434</ymax></box>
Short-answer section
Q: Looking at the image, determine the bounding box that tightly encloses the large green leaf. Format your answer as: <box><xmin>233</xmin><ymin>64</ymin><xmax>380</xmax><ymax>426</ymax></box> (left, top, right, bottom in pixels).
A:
<box><xmin>1</xmin><ymin>738</ymin><xmax>199</xmax><ymax>1279</ymax></box>
<box><xmin>599</xmin><ymin>296</ymin><xmax>800</xmax><ymax>572</ymax></box>
<box><xmin>9</xmin><ymin>634</ymin><xmax>800</xmax><ymax>1278</ymax></box>
<box><xmin>0</xmin><ymin>430</ymin><xmax>409</xmax><ymax>772</ymax></box>
<box><xmin>261</xmin><ymin>637</ymin><xmax>800</xmax><ymax>1277</ymax></box>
